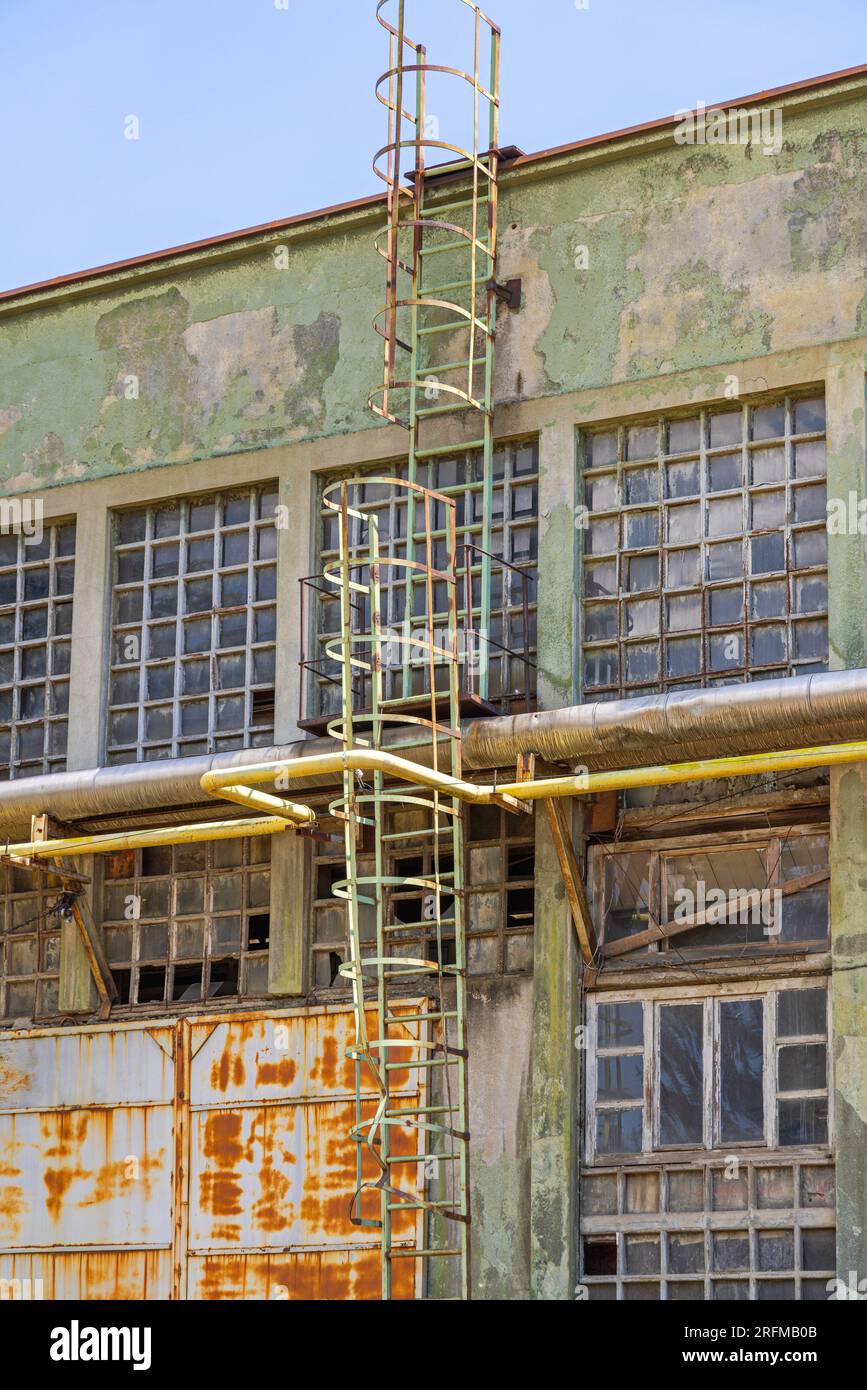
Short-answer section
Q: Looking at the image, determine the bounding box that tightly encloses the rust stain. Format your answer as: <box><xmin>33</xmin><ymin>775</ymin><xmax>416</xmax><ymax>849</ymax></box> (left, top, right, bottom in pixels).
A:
<box><xmin>78</xmin><ymin>1148</ymin><xmax>165</xmax><ymax>1208</ymax></box>
<box><xmin>42</xmin><ymin>1112</ymin><xmax>92</xmax><ymax>1221</ymax></box>
<box><xmin>192</xmin><ymin>1249</ymin><xmax>414</xmax><ymax>1300</ymax></box>
<box><xmin>40</xmin><ymin>1110</ymin><xmax>90</xmax><ymax>1157</ymax></box>
<box><xmin>44</xmin><ymin>1164</ymin><xmax>89</xmax><ymax>1222</ymax></box>
<box><xmin>0</xmin><ymin>1057</ymin><xmax>31</xmax><ymax>1098</ymax></box>
<box><xmin>250</xmin><ymin>1110</ymin><xmax>294</xmax><ymax>1234</ymax></box>
<box><xmin>199</xmin><ymin>1112</ymin><xmax>249</xmax><ymax>1218</ymax></box>
<box><xmin>255</xmin><ymin>1057</ymin><xmax>297</xmax><ymax>1088</ymax></box>
<box><xmin>311</xmin><ymin>1033</ymin><xmax>340</xmax><ymax>1089</ymax></box>
<box><xmin>298</xmin><ymin>1099</ymin><xmax>417</xmax><ymax>1240</ymax></box>
<box><xmin>210</xmin><ymin>1044</ymin><xmax>247</xmax><ymax>1093</ymax></box>
<box><xmin>0</xmin><ymin>1185</ymin><xmax>27</xmax><ymax>1236</ymax></box>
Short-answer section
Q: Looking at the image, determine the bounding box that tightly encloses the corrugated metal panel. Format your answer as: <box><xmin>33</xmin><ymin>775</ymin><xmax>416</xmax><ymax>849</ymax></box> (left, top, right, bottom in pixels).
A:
<box><xmin>184</xmin><ymin>1005</ymin><xmax>424</xmax><ymax>1298</ymax></box>
<box><xmin>0</xmin><ymin>1005</ymin><xmax>423</xmax><ymax>1300</ymax></box>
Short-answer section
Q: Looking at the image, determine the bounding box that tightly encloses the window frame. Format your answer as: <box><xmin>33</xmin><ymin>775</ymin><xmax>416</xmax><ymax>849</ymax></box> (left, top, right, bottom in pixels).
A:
<box><xmin>586</xmin><ymin>978</ymin><xmax>832</xmax><ymax>1165</ymax></box>
<box><xmin>309</xmin><ymin>438</ymin><xmax>539</xmax><ymax>718</ymax></box>
<box><xmin>105</xmin><ymin>485</ymin><xmax>278</xmax><ymax>765</ymax></box>
<box><xmin>590</xmin><ymin>822</ymin><xmax>830</xmax><ymax>958</ymax></box>
<box><xmin>579</xmin><ymin>393</ymin><xmax>828</xmax><ymax>700</ymax></box>
<box><xmin>0</xmin><ymin>517</ymin><xmax>76</xmax><ymax>778</ymax></box>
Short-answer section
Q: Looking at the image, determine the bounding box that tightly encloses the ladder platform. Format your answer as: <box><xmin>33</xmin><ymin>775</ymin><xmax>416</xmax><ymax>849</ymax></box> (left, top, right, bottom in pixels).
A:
<box><xmin>297</xmin><ymin>691</ymin><xmax>499</xmax><ymax>736</ymax></box>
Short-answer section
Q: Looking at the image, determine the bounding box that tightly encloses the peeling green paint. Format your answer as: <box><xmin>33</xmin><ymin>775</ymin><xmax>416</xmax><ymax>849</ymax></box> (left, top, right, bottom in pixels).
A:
<box><xmin>4</xmin><ymin>92</ymin><xmax>867</xmax><ymax>493</ymax></box>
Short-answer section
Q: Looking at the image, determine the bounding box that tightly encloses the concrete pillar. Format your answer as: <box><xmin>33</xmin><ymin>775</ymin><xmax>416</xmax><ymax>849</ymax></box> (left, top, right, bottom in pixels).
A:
<box><xmin>826</xmin><ymin>356</ymin><xmax>867</xmax><ymax>1283</ymax></box>
<box><xmin>59</xmin><ymin>501</ymin><xmax>118</xmax><ymax>1010</ymax></box>
<box><xmin>531</xmin><ymin>807</ymin><xmax>582</xmax><ymax>1299</ymax></box>
<box><xmin>529</xmin><ymin>415</ymin><xmax>582</xmax><ymax>1298</ymax></box>
<box><xmin>66</xmin><ymin>502</ymin><xmax>110</xmax><ymax>771</ymax></box>
<box><xmin>267</xmin><ymin>465</ymin><xmax>314</xmax><ymax>1000</ymax></box>
<box><xmin>274</xmin><ymin>462</ymin><xmax>314</xmax><ymax>743</ymax></box>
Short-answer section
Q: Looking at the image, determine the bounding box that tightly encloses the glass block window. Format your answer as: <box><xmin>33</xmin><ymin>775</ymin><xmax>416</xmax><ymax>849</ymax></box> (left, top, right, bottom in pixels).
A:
<box><xmin>100</xmin><ymin>836</ymin><xmax>272</xmax><ymax>1006</ymax></box>
<box><xmin>311</xmin><ymin>802</ymin><xmax>535</xmax><ymax>987</ymax></box>
<box><xmin>0</xmin><ymin>861</ymin><xmax>65</xmax><ymax>1019</ymax></box>
<box><xmin>106</xmin><ymin>487</ymin><xmax>278</xmax><ymax>765</ymax></box>
<box><xmin>311</xmin><ymin>440</ymin><xmax>538</xmax><ymax>717</ymax></box>
<box><xmin>0</xmin><ymin>520</ymin><xmax>75</xmax><ymax>778</ymax></box>
<box><xmin>581</xmin><ymin>394</ymin><xmax>828</xmax><ymax>699</ymax></box>
<box><xmin>586</xmin><ymin>980</ymin><xmax>830</xmax><ymax>1161</ymax></box>
<box><xmin>580</xmin><ymin>1157</ymin><xmax>835</xmax><ymax>1301</ymax></box>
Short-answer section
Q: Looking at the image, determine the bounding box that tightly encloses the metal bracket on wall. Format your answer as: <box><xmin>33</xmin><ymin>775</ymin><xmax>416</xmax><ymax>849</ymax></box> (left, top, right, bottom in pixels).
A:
<box><xmin>487</xmin><ymin>276</ymin><xmax>522</xmax><ymax>310</ymax></box>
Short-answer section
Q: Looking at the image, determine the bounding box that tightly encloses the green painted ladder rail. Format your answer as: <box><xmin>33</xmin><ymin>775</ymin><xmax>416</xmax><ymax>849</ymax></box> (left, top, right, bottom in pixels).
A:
<box><xmin>370</xmin><ymin>0</ymin><xmax>502</xmax><ymax>706</ymax></box>
<box><xmin>324</xmin><ymin>476</ymin><xmax>471</xmax><ymax>1301</ymax></box>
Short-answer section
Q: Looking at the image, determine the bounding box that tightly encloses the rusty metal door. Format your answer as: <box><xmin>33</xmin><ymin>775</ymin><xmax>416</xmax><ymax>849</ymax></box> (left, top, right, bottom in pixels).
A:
<box><xmin>0</xmin><ymin>1020</ymin><xmax>176</xmax><ymax>1298</ymax></box>
<box><xmin>0</xmin><ymin>1004</ymin><xmax>422</xmax><ymax>1300</ymax></box>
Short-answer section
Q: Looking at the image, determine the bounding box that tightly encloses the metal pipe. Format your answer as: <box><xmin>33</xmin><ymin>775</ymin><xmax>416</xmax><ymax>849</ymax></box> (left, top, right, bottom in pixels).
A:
<box><xmin>494</xmin><ymin>740</ymin><xmax>867</xmax><ymax>800</ymax></box>
<box><xmin>202</xmin><ymin>739</ymin><xmax>867</xmax><ymax>814</ymax></box>
<box><xmin>463</xmin><ymin>669</ymin><xmax>867</xmax><ymax>772</ymax></box>
<box><xmin>4</xmin><ymin>815</ymin><xmax>293</xmax><ymax>861</ymax></box>
<box><xmin>201</xmin><ymin>749</ymin><xmax>523</xmax><ymax>811</ymax></box>
<box><xmin>195</xmin><ymin>785</ymin><xmax>316</xmax><ymax>824</ymax></box>
<box><xmin>1</xmin><ymin>670</ymin><xmax>866</xmax><ymax>836</ymax></box>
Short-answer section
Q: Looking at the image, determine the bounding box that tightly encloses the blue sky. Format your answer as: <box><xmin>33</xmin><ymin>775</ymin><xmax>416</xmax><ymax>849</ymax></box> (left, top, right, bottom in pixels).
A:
<box><xmin>2</xmin><ymin>0</ymin><xmax>866</xmax><ymax>292</ymax></box>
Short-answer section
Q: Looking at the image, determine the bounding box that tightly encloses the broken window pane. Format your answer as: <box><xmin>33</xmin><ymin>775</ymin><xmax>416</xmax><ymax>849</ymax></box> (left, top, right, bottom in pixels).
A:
<box><xmin>602</xmin><ymin>857</ymin><xmax>651</xmax><ymax>943</ymax></box>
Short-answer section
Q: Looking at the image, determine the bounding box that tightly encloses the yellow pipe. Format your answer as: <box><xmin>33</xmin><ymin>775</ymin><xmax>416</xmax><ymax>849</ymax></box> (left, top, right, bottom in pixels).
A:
<box><xmin>201</xmin><ymin>739</ymin><xmax>867</xmax><ymax>814</ymax></box>
<box><xmin>494</xmin><ymin>740</ymin><xmax>867</xmax><ymax>800</ymax></box>
<box><xmin>9</xmin><ymin>739</ymin><xmax>865</xmax><ymax>863</ymax></box>
<box><xmin>201</xmin><ymin>749</ymin><xmax>525</xmax><ymax>810</ymax></box>
<box><xmin>5</xmin><ymin>815</ymin><xmax>294</xmax><ymax>861</ymax></box>
<box><xmin>203</xmin><ymin>784</ymin><xmax>317</xmax><ymax>824</ymax></box>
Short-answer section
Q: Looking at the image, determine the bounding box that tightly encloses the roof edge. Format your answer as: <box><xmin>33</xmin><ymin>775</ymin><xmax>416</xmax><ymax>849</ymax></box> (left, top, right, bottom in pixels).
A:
<box><xmin>2</xmin><ymin>59</ymin><xmax>866</xmax><ymax>305</ymax></box>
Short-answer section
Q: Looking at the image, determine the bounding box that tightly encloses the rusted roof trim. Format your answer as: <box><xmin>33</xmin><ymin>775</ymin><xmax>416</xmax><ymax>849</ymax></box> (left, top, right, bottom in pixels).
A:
<box><xmin>2</xmin><ymin>59</ymin><xmax>866</xmax><ymax>307</ymax></box>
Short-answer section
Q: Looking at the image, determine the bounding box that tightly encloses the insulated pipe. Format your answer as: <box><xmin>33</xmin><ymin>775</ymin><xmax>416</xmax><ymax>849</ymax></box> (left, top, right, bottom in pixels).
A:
<box><xmin>3</xmin><ymin>815</ymin><xmax>294</xmax><ymax>861</ymax></box>
<box><xmin>202</xmin><ymin>740</ymin><xmax>867</xmax><ymax>814</ymax></box>
<box><xmin>1</xmin><ymin>669</ymin><xmax>866</xmax><ymax>836</ymax></box>
<box><xmin>463</xmin><ymin>669</ymin><xmax>867</xmax><ymax>772</ymax></box>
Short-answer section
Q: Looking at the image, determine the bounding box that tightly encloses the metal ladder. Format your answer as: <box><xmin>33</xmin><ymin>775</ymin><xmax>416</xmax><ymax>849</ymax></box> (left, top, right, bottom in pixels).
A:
<box><xmin>324</xmin><ymin>474</ymin><xmax>470</xmax><ymax>1300</ymax></box>
<box><xmin>322</xmin><ymin>0</ymin><xmax>504</xmax><ymax>1301</ymax></box>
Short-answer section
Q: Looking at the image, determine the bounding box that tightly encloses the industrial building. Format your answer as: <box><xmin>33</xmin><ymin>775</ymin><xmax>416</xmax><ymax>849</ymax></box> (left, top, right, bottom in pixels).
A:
<box><xmin>0</xmin><ymin>5</ymin><xmax>866</xmax><ymax>1301</ymax></box>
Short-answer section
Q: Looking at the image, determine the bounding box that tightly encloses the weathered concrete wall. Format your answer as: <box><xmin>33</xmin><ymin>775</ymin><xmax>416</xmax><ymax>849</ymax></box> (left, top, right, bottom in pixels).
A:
<box><xmin>468</xmin><ymin>975</ymin><xmax>532</xmax><ymax>1300</ymax></box>
<box><xmin>827</xmin><ymin>357</ymin><xmax>867</xmax><ymax>1283</ymax></box>
<box><xmin>3</xmin><ymin>82</ymin><xmax>867</xmax><ymax>493</ymax></box>
<box><xmin>497</xmin><ymin>93</ymin><xmax>867</xmax><ymax>405</ymax></box>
